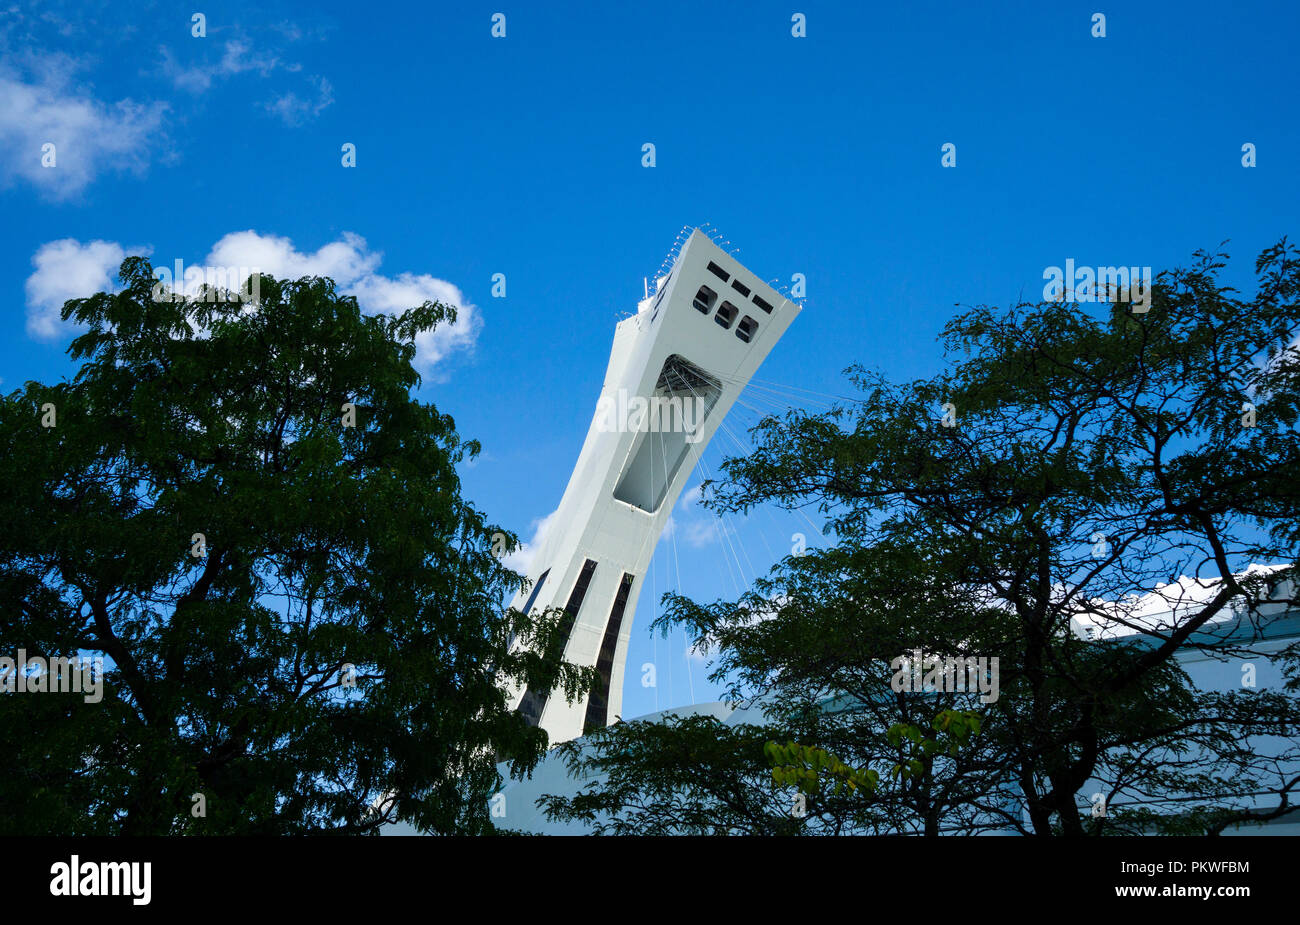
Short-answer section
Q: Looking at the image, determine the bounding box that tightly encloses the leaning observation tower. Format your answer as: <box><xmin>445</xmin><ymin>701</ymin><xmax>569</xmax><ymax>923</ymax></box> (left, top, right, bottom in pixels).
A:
<box><xmin>504</xmin><ymin>228</ymin><xmax>801</xmax><ymax>743</ymax></box>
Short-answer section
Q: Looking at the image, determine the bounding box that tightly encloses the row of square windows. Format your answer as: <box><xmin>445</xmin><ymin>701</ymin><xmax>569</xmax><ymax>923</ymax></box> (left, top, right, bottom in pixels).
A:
<box><xmin>693</xmin><ymin>284</ymin><xmax>760</xmax><ymax>342</ymax></box>
<box><xmin>696</xmin><ymin>260</ymin><xmax>774</xmax><ymax>343</ymax></box>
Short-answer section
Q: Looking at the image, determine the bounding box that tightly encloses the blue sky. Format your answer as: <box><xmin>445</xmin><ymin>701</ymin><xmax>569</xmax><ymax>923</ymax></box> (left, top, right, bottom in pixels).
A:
<box><xmin>2</xmin><ymin>0</ymin><xmax>1296</xmax><ymax>720</ymax></box>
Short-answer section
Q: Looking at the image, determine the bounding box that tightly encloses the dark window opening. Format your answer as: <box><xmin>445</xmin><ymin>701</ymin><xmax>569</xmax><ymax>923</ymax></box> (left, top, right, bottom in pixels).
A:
<box><xmin>752</xmin><ymin>294</ymin><xmax>774</xmax><ymax>314</ymax></box>
<box><xmin>736</xmin><ymin>315</ymin><xmax>759</xmax><ymax>343</ymax></box>
<box><xmin>507</xmin><ymin>568</ymin><xmax>550</xmax><ymax>652</ymax></box>
<box><xmin>583</xmin><ymin>572</ymin><xmax>635</xmax><ymax>734</ymax></box>
<box><xmin>707</xmin><ymin>261</ymin><xmax>730</xmax><ymax>282</ymax></box>
<box><xmin>730</xmin><ymin>278</ymin><xmax>751</xmax><ymax>297</ymax></box>
<box><xmin>520</xmin><ymin>569</ymin><xmax>549</xmax><ymax>614</ymax></box>
<box><xmin>693</xmin><ymin>285</ymin><xmax>717</xmax><ymax>314</ymax></box>
<box><xmin>517</xmin><ymin>559</ymin><xmax>598</xmax><ymax>727</ymax></box>
<box><xmin>715</xmin><ymin>301</ymin><xmax>737</xmax><ymax>329</ymax></box>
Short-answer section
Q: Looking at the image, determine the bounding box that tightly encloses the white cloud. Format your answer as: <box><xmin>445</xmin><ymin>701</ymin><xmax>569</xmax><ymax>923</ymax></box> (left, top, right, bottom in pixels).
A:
<box><xmin>219</xmin><ymin>39</ymin><xmax>281</xmax><ymax>79</ymax></box>
<box><xmin>204</xmin><ymin>231</ymin><xmax>480</xmax><ymax>378</ymax></box>
<box><xmin>0</xmin><ymin>63</ymin><xmax>167</xmax><ymax>199</ymax></box>
<box><xmin>159</xmin><ymin>39</ymin><xmax>333</xmax><ymax>126</ymax></box>
<box><xmin>205</xmin><ymin>230</ymin><xmax>380</xmax><ymax>284</ymax></box>
<box><xmin>683</xmin><ymin>519</ymin><xmax>720</xmax><ymax>549</ymax></box>
<box><xmin>25</xmin><ymin>231</ymin><xmax>480</xmax><ymax>377</ymax></box>
<box><xmin>657</xmin><ymin>489</ymin><xmax>732</xmax><ymax>550</ymax></box>
<box><xmin>503</xmin><ymin>510</ymin><xmax>558</xmax><ymax>578</ymax></box>
<box><xmin>160</xmin><ymin>40</ymin><xmax>281</xmax><ymax>94</ymax></box>
<box><xmin>264</xmin><ymin>76</ymin><xmax>333</xmax><ymax>126</ymax></box>
<box><xmin>24</xmin><ymin>238</ymin><xmax>140</xmax><ymax>339</ymax></box>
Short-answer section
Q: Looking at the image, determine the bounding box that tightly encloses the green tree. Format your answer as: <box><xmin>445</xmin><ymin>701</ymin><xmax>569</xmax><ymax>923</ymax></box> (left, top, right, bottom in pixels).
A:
<box><xmin>541</xmin><ymin>714</ymin><xmax>819</xmax><ymax>836</ymax></box>
<box><xmin>766</xmin><ymin>709</ymin><xmax>980</xmax><ymax>795</ymax></box>
<box><xmin>543</xmin><ymin>241</ymin><xmax>1300</xmax><ymax>835</ymax></box>
<box><xmin>0</xmin><ymin>258</ymin><xmax>589</xmax><ymax>834</ymax></box>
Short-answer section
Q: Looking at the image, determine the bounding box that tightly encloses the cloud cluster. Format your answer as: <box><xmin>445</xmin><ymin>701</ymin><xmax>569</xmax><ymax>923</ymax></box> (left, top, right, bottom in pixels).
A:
<box><xmin>0</xmin><ymin>62</ymin><xmax>167</xmax><ymax>199</ymax></box>
<box><xmin>159</xmin><ymin>37</ymin><xmax>334</xmax><ymax>127</ymax></box>
<box><xmin>159</xmin><ymin>39</ymin><xmax>282</xmax><ymax>94</ymax></box>
<box><xmin>264</xmin><ymin>76</ymin><xmax>335</xmax><ymax>127</ymax></box>
<box><xmin>24</xmin><ymin>231</ymin><xmax>479</xmax><ymax>378</ymax></box>
<box><xmin>0</xmin><ymin>8</ymin><xmax>335</xmax><ymax>201</ymax></box>
<box><xmin>24</xmin><ymin>239</ymin><xmax>138</xmax><ymax>339</ymax></box>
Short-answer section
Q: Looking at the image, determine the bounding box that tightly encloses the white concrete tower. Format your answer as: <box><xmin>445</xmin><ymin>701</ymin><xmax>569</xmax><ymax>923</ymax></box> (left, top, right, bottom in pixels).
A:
<box><xmin>506</xmin><ymin>228</ymin><xmax>801</xmax><ymax>743</ymax></box>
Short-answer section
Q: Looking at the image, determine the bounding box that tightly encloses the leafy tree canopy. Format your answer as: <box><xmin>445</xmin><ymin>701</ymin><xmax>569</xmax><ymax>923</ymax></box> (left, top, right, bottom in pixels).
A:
<box><xmin>0</xmin><ymin>258</ymin><xmax>587</xmax><ymax>834</ymax></box>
